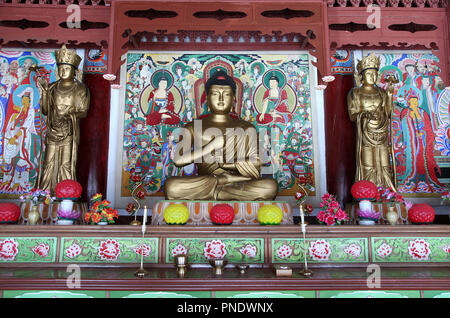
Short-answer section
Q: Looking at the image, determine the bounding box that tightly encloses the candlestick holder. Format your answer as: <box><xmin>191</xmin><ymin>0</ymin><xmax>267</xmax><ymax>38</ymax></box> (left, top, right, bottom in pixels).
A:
<box><xmin>235</xmin><ymin>264</ymin><xmax>249</xmax><ymax>275</ymax></box>
<box><xmin>134</xmin><ymin>207</ymin><xmax>149</xmax><ymax>278</ymax></box>
<box><xmin>174</xmin><ymin>254</ymin><xmax>188</xmax><ymax>277</ymax></box>
<box><xmin>209</xmin><ymin>258</ymin><xmax>228</xmax><ymax>275</ymax></box>
<box><xmin>299</xmin><ymin>205</ymin><xmax>313</xmax><ymax>277</ymax></box>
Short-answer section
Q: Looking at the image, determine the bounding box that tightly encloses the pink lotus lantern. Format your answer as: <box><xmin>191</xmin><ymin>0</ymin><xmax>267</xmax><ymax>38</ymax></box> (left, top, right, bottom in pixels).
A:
<box><xmin>55</xmin><ymin>179</ymin><xmax>83</xmax><ymax>225</ymax></box>
<box><xmin>408</xmin><ymin>204</ymin><xmax>435</xmax><ymax>225</ymax></box>
<box><xmin>351</xmin><ymin>180</ymin><xmax>379</xmax><ymax>225</ymax></box>
<box><xmin>210</xmin><ymin>204</ymin><xmax>235</xmax><ymax>225</ymax></box>
<box><xmin>0</xmin><ymin>203</ymin><xmax>21</xmax><ymax>224</ymax></box>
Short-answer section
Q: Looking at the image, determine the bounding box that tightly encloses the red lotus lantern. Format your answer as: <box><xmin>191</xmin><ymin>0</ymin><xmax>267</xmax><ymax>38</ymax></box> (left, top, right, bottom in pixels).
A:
<box><xmin>210</xmin><ymin>204</ymin><xmax>235</xmax><ymax>225</ymax></box>
<box><xmin>0</xmin><ymin>203</ymin><xmax>21</xmax><ymax>224</ymax></box>
<box><xmin>408</xmin><ymin>204</ymin><xmax>435</xmax><ymax>225</ymax></box>
<box><xmin>351</xmin><ymin>180</ymin><xmax>378</xmax><ymax>201</ymax></box>
<box><xmin>55</xmin><ymin>179</ymin><xmax>83</xmax><ymax>200</ymax></box>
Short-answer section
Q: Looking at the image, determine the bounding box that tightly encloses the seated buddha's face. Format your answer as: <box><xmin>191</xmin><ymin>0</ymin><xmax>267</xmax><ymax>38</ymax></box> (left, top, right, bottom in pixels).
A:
<box><xmin>207</xmin><ymin>84</ymin><xmax>235</xmax><ymax>115</ymax></box>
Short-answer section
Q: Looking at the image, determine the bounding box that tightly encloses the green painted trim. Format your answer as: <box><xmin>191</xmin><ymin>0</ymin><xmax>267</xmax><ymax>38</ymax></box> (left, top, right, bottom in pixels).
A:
<box><xmin>214</xmin><ymin>290</ymin><xmax>315</xmax><ymax>298</ymax></box>
<box><xmin>319</xmin><ymin>290</ymin><xmax>421</xmax><ymax>298</ymax></box>
<box><xmin>2</xmin><ymin>290</ymin><xmax>107</xmax><ymax>298</ymax></box>
<box><xmin>109</xmin><ymin>291</ymin><xmax>212</xmax><ymax>298</ymax></box>
<box><xmin>423</xmin><ymin>291</ymin><xmax>450</xmax><ymax>298</ymax></box>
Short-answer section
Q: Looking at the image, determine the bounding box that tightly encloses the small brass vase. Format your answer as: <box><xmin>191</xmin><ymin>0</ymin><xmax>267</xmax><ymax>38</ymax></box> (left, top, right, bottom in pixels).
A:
<box><xmin>386</xmin><ymin>207</ymin><xmax>398</xmax><ymax>225</ymax></box>
<box><xmin>28</xmin><ymin>205</ymin><xmax>40</xmax><ymax>225</ymax></box>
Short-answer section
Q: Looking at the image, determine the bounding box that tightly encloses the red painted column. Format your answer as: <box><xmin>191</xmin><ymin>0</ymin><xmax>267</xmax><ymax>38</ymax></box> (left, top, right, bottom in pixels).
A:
<box><xmin>76</xmin><ymin>74</ymin><xmax>110</xmax><ymax>202</ymax></box>
<box><xmin>324</xmin><ymin>74</ymin><xmax>356</xmax><ymax>205</ymax></box>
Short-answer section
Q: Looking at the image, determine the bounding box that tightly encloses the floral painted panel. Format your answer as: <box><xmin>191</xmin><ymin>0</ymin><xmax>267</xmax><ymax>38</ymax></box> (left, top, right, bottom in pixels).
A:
<box><xmin>123</xmin><ymin>52</ymin><xmax>315</xmax><ymax>197</ymax></box>
<box><xmin>0</xmin><ymin>237</ymin><xmax>56</xmax><ymax>262</ymax></box>
<box><xmin>166</xmin><ymin>238</ymin><xmax>264</xmax><ymax>264</ymax></box>
<box><xmin>60</xmin><ymin>237</ymin><xmax>158</xmax><ymax>263</ymax></box>
<box><xmin>271</xmin><ymin>238</ymin><xmax>368</xmax><ymax>263</ymax></box>
<box><xmin>365</xmin><ymin>51</ymin><xmax>449</xmax><ymax>195</ymax></box>
<box><xmin>372</xmin><ymin>237</ymin><xmax>450</xmax><ymax>263</ymax></box>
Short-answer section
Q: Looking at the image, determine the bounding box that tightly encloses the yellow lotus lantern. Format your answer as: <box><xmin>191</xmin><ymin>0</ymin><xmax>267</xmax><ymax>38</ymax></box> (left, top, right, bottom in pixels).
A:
<box><xmin>163</xmin><ymin>204</ymin><xmax>190</xmax><ymax>225</ymax></box>
<box><xmin>257</xmin><ymin>205</ymin><xmax>283</xmax><ymax>225</ymax></box>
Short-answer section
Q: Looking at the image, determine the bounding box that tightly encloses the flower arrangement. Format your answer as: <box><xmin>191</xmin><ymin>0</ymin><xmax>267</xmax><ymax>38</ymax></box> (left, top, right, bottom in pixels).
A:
<box><xmin>316</xmin><ymin>193</ymin><xmax>348</xmax><ymax>226</ymax></box>
<box><xmin>84</xmin><ymin>193</ymin><xmax>119</xmax><ymax>224</ymax></box>
<box><xmin>376</xmin><ymin>187</ymin><xmax>412</xmax><ymax>209</ymax></box>
<box><xmin>20</xmin><ymin>189</ymin><xmax>55</xmax><ymax>205</ymax></box>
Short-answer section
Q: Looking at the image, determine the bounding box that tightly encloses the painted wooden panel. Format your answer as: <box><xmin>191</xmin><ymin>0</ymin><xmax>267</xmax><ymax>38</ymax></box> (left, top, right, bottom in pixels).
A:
<box><xmin>166</xmin><ymin>237</ymin><xmax>264</xmax><ymax>264</ymax></box>
<box><xmin>271</xmin><ymin>238</ymin><xmax>369</xmax><ymax>263</ymax></box>
<box><xmin>371</xmin><ymin>237</ymin><xmax>450</xmax><ymax>263</ymax></box>
<box><xmin>0</xmin><ymin>237</ymin><xmax>56</xmax><ymax>262</ymax></box>
<box><xmin>59</xmin><ymin>237</ymin><xmax>158</xmax><ymax>263</ymax></box>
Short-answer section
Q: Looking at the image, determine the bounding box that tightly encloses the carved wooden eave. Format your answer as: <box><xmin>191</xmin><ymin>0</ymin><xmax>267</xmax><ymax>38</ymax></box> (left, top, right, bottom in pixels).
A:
<box><xmin>0</xmin><ymin>0</ymin><xmax>448</xmax><ymax>84</ymax></box>
<box><xmin>107</xmin><ymin>0</ymin><xmax>332</xmax><ymax>84</ymax></box>
<box><xmin>328</xmin><ymin>6</ymin><xmax>449</xmax><ymax>83</ymax></box>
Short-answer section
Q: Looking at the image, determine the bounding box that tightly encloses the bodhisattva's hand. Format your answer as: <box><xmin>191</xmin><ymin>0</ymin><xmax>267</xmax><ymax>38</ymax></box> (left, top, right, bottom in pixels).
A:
<box><xmin>37</xmin><ymin>77</ymin><xmax>48</xmax><ymax>91</ymax></box>
<box><xmin>259</xmin><ymin>114</ymin><xmax>265</xmax><ymax>121</ymax></box>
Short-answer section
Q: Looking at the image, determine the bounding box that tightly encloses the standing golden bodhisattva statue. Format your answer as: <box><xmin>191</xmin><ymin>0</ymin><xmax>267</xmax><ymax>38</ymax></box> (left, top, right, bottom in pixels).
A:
<box><xmin>164</xmin><ymin>70</ymin><xmax>278</xmax><ymax>201</ymax></box>
<box><xmin>347</xmin><ymin>53</ymin><xmax>397</xmax><ymax>190</ymax></box>
<box><xmin>37</xmin><ymin>45</ymin><xmax>90</xmax><ymax>192</ymax></box>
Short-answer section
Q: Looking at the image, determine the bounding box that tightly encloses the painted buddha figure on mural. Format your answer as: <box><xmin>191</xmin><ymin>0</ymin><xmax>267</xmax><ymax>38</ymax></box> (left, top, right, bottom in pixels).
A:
<box><xmin>347</xmin><ymin>53</ymin><xmax>397</xmax><ymax>190</ymax></box>
<box><xmin>144</xmin><ymin>70</ymin><xmax>181</xmax><ymax>126</ymax></box>
<box><xmin>164</xmin><ymin>70</ymin><xmax>278</xmax><ymax>201</ymax></box>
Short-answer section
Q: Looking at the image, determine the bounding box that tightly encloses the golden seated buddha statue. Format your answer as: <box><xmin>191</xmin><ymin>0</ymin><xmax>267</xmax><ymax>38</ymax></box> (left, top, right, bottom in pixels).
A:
<box><xmin>164</xmin><ymin>71</ymin><xmax>278</xmax><ymax>201</ymax></box>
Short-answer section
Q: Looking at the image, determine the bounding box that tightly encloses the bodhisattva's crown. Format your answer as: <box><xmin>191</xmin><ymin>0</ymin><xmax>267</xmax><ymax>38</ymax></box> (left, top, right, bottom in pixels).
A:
<box><xmin>357</xmin><ymin>53</ymin><xmax>380</xmax><ymax>74</ymax></box>
<box><xmin>55</xmin><ymin>45</ymin><xmax>81</xmax><ymax>69</ymax></box>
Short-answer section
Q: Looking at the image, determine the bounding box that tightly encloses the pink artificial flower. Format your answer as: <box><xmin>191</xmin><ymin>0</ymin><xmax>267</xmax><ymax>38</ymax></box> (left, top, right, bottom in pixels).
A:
<box><xmin>321</xmin><ymin>193</ymin><xmax>332</xmax><ymax>201</ymax></box>
<box><xmin>335</xmin><ymin>209</ymin><xmax>347</xmax><ymax>221</ymax></box>
<box><xmin>317</xmin><ymin>211</ymin><xmax>327</xmax><ymax>222</ymax></box>
<box><xmin>325</xmin><ymin>215</ymin><xmax>335</xmax><ymax>226</ymax></box>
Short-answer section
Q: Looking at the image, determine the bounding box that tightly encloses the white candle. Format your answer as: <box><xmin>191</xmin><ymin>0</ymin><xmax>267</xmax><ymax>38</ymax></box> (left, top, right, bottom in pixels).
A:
<box><xmin>299</xmin><ymin>206</ymin><xmax>305</xmax><ymax>225</ymax></box>
<box><xmin>142</xmin><ymin>206</ymin><xmax>148</xmax><ymax>235</ymax></box>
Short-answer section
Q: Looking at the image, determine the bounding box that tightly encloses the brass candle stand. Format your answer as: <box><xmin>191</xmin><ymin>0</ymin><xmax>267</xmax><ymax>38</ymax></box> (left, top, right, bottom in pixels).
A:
<box><xmin>299</xmin><ymin>204</ymin><xmax>313</xmax><ymax>277</ymax></box>
<box><xmin>174</xmin><ymin>254</ymin><xmax>188</xmax><ymax>277</ymax></box>
<box><xmin>134</xmin><ymin>207</ymin><xmax>148</xmax><ymax>278</ymax></box>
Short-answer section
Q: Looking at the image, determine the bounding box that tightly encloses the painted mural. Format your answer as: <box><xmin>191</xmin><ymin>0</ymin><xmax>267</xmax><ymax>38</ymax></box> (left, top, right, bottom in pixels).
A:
<box><xmin>370</xmin><ymin>51</ymin><xmax>449</xmax><ymax>195</ymax></box>
<box><xmin>122</xmin><ymin>52</ymin><xmax>315</xmax><ymax>197</ymax></box>
<box><xmin>0</xmin><ymin>50</ymin><xmax>58</xmax><ymax>196</ymax></box>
